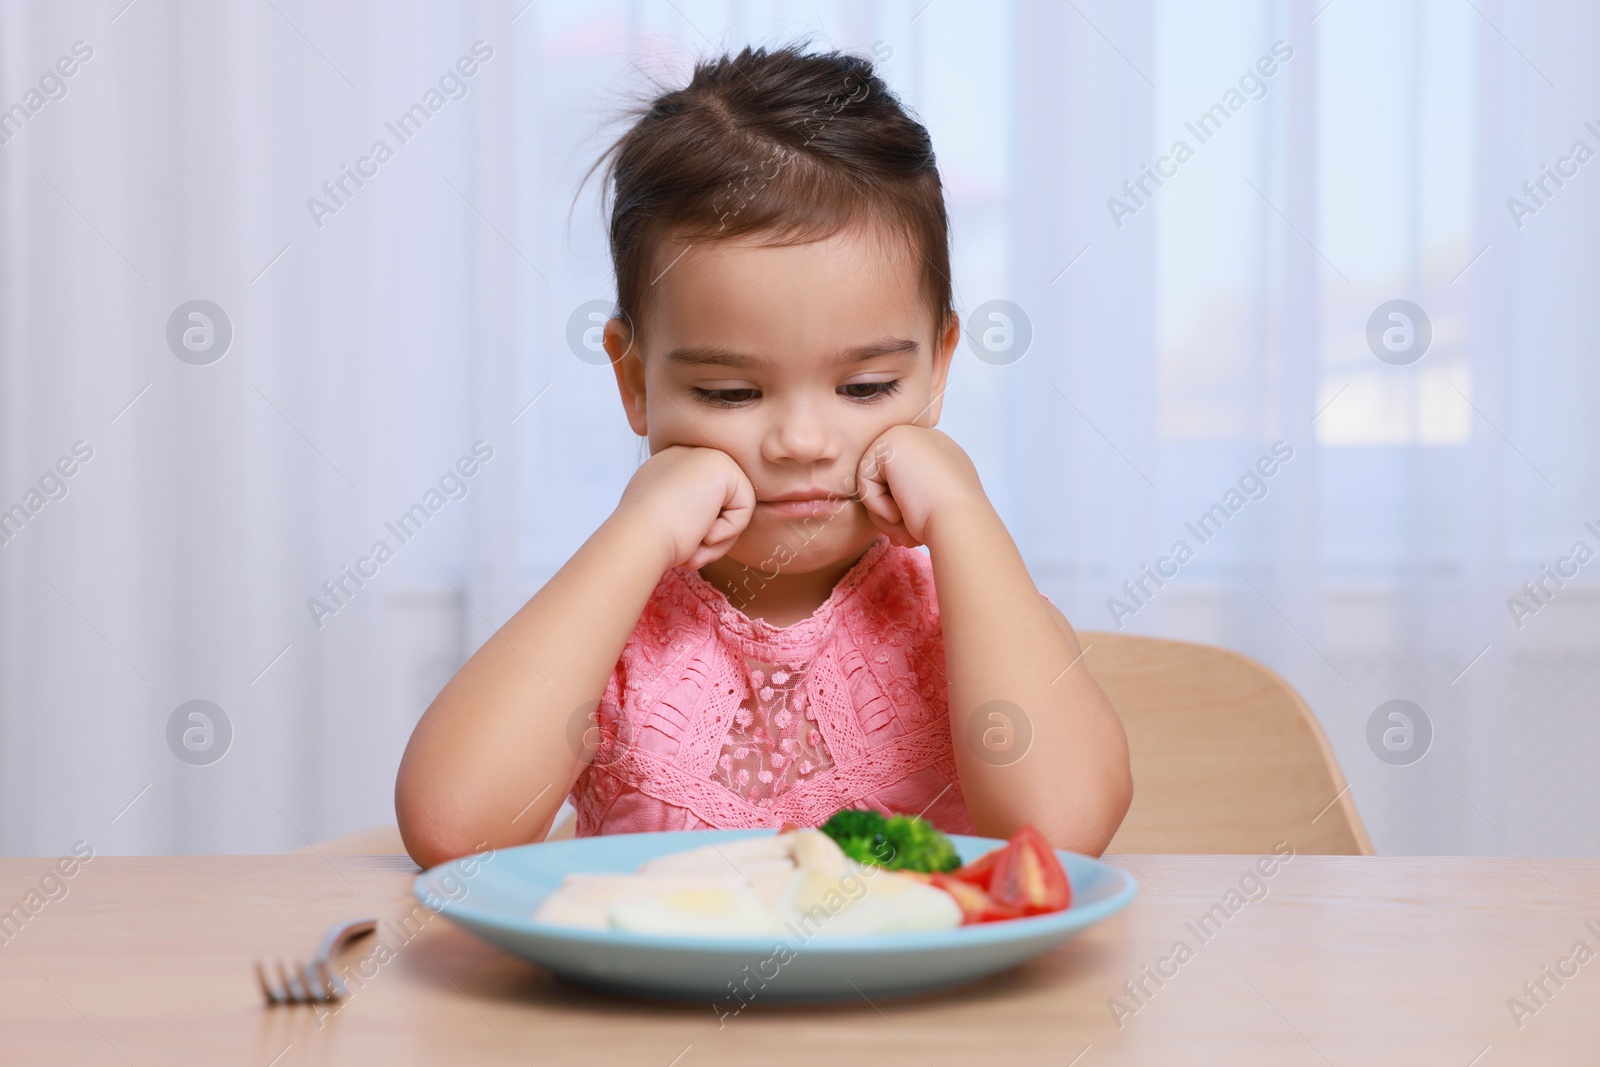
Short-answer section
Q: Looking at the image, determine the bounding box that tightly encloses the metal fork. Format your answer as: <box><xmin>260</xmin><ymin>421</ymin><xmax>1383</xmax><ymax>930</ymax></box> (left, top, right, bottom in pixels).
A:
<box><xmin>255</xmin><ymin>917</ymin><xmax>377</xmax><ymax>1006</ymax></box>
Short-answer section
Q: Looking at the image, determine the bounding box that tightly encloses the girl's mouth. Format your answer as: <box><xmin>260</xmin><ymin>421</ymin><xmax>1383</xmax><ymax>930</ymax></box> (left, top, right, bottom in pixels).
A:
<box><xmin>757</xmin><ymin>496</ymin><xmax>853</xmax><ymax>518</ymax></box>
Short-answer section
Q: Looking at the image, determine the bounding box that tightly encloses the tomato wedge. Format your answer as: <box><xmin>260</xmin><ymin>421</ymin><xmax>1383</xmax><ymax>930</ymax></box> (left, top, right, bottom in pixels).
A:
<box><xmin>946</xmin><ymin>846</ymin><xmax>1000</xmax><ymax>888</ymax></box>
<box><xmin>986</xmin><ymin>825</ymin><xmax>1071</xmax><ymax>915</ymax></box>
<box><xmin>920</xmin><ymin>825</ymin><xmax>1074</xmax><ymax>923</ymax></box>
<box><xmin>928</xmin><ymin>872</ymin><xmax>1023</xmax><ymax>923</ymax></box>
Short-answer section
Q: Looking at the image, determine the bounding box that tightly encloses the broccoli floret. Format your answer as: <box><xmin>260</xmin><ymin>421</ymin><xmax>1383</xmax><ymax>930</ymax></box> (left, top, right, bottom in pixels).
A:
<box><xmin>881</xmin><ymin>814</ymin><xmax>962</xmax><ymax>873</ymax></box>
<box><xmin>819</xmin><ymin>808</ymin><xmax>961</xmax><ymax>873</ymax></box>
<box><xmin>820</xmin><ymin>808</ymin><xmax>891</xmax><ymax>867</ymax></box>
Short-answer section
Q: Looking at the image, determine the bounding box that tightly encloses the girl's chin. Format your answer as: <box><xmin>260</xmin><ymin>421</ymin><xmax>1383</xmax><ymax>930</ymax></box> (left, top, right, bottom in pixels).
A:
<box><xmin>724</xmin><ymin>514</ymin><xmax>875</xmax><ymax>570</ymax></box>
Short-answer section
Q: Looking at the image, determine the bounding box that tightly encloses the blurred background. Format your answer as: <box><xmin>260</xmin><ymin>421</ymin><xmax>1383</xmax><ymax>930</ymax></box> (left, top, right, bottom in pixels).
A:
<box><xmin>1</xmin><ymin>0</ymin><xmax>1595</xmax><ymax>858</ymax></box>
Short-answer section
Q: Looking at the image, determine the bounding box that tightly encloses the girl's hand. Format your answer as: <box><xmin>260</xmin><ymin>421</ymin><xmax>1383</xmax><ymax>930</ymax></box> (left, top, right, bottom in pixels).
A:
<box><xmin>615</xmin><ymin>444</ymin><xmax>755</xmax><ymax>570</ymax></box>
<box><xmin>854</xmin><ymin>425</ymin><xmax>987</xmax><ymax>548</ymax></box>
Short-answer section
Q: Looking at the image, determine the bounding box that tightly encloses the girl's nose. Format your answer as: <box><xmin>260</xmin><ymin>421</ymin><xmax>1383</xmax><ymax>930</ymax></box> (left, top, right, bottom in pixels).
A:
<box><xmin>761</xmin><ymin>396</ymin><xmax>833</xmax><ymax>465</ymax></box>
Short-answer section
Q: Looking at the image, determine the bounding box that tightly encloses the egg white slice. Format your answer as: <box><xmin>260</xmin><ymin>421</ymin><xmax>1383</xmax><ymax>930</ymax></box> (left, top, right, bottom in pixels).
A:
<box><xmin>534</xmin><ymin>872</ymin><xmax>747</xmax><ymax>930</ymax></box>
<box><xmin>774</xmin><ymin>864</ymin><xmax>962</xmax><ymax>937</ymax></box>
<box><xmin>608</xmin><ymin>884</ymin><xmax>781</xmax><ymax>937</ymax></box>
<box><xmin>637</xmin><ymin>833</ymin><xmax>796</xmax><ymax>876</ymax></box>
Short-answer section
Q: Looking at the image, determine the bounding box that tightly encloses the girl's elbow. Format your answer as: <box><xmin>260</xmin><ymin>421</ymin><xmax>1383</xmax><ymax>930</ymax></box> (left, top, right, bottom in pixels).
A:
<box><xmin>1112</xmin><ymin>755</ymin><xmax>1135</xmax><ymax>825</ymax></box>
<box><xmin>395</xmin><ymin>797</ymin><xmax>458</xmax><ymax>870</ymax></box>
<box><xmin>1091</xmin><ymin>750</ymin><xmax>1135</xmax><ymax>855</ymax></box>
<box><xmin>394</xmin><ymin>774</ymin><xmax>477</xmax><ymax>870</ymax></box>
<box><xmin>1094</xmin><ymin>772</ymin><xmax>1134</xmax><ymax>857</ymax></box>
<box><xmin>1095</xmin><ymin>721</ymin><xmax>1136</xmax><ymax>851</ymax></box>
<box><xmin>395</xmin><ymin>775</ymin><xmax>563</xmax><ymax>869</ymax></box>
<box><xmin>1053</xmin><ymin>767</ymin><xmax>1133</xmax><ymax>859</ymax></box>
<box><xmin>397</xmin><ymin>809</ymin><xmax>499</xmax><ymax>870</ymax></box>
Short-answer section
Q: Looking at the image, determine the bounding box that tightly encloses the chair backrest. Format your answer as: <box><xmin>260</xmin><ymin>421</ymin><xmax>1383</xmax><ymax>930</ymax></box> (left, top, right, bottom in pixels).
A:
<box><xmin>1081</xmin><ymin>631</ymin><xmax>1373</xmax><ymax>855</ymax></box>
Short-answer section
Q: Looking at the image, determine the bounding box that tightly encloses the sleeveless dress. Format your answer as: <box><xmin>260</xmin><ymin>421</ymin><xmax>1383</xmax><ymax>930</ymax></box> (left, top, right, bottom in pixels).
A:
<box><xmin>570</xmin><ymin>532</ymin><xmax>995</xmax><ymax>837</ymax></box>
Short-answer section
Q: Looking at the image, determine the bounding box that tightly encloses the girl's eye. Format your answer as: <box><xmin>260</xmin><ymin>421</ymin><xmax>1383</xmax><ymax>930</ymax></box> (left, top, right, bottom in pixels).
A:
<box><xmin>690</xmin><ymin>387</ymin><xmax>760</xmax><ymax>406</ymax></box>
<box><xmin>689</xmin><ymin>380</ymin><xmax>904</xmax><ymax>406</ymax></box>
<box><xmin>839</xmin><ymin>380</ymin><xmax>903</xmax><ymax>402</ymax></box>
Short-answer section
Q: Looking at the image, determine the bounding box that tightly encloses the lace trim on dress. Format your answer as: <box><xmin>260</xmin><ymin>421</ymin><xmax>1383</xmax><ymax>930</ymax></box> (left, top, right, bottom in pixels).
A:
<box><xmin>583</xmin><ymin>716</ymin><xmax>961</xmax><ymax>830</ymax></box>
<box><xmin>709</xmin><ymin>657</ymin><xmax>836</xmax><ymax>806</ymax></box>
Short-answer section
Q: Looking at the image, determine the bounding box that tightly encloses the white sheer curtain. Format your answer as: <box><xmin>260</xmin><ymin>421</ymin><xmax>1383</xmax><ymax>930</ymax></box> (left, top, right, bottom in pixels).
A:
<box><xmin>1</xmin><ymin>0</ymin><xmax>1594</xmax><ymax>858</ymax></box>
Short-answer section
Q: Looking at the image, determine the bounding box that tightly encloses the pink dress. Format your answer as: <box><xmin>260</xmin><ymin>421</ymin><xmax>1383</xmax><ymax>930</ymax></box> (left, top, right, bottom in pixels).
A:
<box><xmin>570</xmin><ymin>533</ymin><xmax>984</xmax><ymax>837</ymax></box>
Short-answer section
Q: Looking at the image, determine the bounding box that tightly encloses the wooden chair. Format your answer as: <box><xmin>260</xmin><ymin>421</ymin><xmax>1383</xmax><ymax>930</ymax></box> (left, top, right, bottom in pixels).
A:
<box><xmin>1081</xmin><ymin>630</ymin><xmax>1372</xmax><ymax>855</ymax></box>
<box><xmin>298</xmin><ymin>632</ymin><xmax>1371</xmax><ymax>859</ymax></box>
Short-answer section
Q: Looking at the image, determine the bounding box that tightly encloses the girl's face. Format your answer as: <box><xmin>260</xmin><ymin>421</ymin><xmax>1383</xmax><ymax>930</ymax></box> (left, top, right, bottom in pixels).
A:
<box><xmin>606</xmin><ymin>221</ymin><xmax>958</xmax><ymax>573</ymax></box>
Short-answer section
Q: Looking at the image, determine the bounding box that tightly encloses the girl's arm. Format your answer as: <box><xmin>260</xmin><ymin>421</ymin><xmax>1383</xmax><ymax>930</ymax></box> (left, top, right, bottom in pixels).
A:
<box><xmin>928</xmin><ymin>504</ymin><xmax>1133</xmax><ymax>856</ymax></box>
<box><xmin>394</xmin><ymin>510</ymin><xmax>668</xmax><ymax>868</ymax></box>
<box><xmin>394</xmin><ymin>445</ymin><xmax>754</xmax><ymax>869</ymax></box>
<box><xmin>856</xmin><ymin>424</ymin><xmax>1133</xmax><ymax>855</ymax></box>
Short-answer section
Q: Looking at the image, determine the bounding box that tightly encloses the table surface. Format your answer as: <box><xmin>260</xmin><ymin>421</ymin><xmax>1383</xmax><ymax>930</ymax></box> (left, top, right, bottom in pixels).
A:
<box><xmin>3</xmin><ymin>850</ymin><xmax>1598</xmax><ymax>1065</ymax></box>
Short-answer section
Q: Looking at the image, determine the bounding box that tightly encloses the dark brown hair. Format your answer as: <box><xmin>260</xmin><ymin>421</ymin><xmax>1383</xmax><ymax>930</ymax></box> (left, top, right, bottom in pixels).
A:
<box><xmin>588</xmin><ymin>42</ymin><xmax>953</xmax><ymax>342</ymax></box>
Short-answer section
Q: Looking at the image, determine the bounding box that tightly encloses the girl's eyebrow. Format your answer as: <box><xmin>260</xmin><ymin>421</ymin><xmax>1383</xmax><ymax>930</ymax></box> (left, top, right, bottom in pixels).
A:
<box><xmin>664</xmin><ymin>338</ymin><xmax>919</xmax><ymax>369</ymax></box>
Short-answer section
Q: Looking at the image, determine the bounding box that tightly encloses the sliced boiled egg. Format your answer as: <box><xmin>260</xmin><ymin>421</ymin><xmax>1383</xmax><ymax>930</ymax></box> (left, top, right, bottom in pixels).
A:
<box><xmin>608</xmin><ymin>884</ymin><xmax>780</xmax><ymax>937</ymax></box>
<box><xmin>533</xmin><ymin>828</ymin><xmax>962</xmax><ymax>938</ymax></box>
<box><xmin>774</xmin><ymin>864</ymin><xmax>962</xmax><ymax>937</ymax></box>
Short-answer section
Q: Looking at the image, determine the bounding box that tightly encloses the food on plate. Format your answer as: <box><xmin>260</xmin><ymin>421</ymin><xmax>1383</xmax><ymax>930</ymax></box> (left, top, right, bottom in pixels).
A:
<box><xmin>984</xmin><ymin>825</ymin><xmax>1074</xmax><ymax>914</ymax></box>
<box><xmin>772</xmin><ymin>827</ymin><xmax>965</xmax><ymax>936</ymax></box>
<box><xmin>905</xmin><ymin>825</ymin><xmax>1073</xmax><ymax>922</ymax></box>
<box><xmin>531</xmin><ymin>817</ymin><xmax>1074</xmax><ymax>937</ymax></box>
<box><xmin>818</xmin><ymin>808</ymin><xmax>961</xmax><ymax>873</ymax></box>
<box><xmin>611</xmin><ymin>884</ymin><xmax>779</xmax><ymax>937</ymax></box>
<box><xmin>533</xmin><ymin>828</ymin><xmax>963</xmax><ymax>937</ymax></box>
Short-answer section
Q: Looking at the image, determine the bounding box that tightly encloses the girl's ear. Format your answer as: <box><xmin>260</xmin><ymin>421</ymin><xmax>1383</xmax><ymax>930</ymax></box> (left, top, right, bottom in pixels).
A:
<box><xmin>605</xmin><ymin>317</ymin><xmax>649</xmax><ymax>437</ymax></box>
<box><xmin>923</xmin><ymin>311</ymin><xmax>959</xmax><ymax>427</ymax></box>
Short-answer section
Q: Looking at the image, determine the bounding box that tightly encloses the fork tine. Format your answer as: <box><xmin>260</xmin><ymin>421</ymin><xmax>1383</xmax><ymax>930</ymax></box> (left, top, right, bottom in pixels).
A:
<box><xmin>256</xmin><ymin>917</ymin><xmax>377</xmax><ymax>1008</ymax></box>
<box><xmin>254</xmin><ymin>960</ymin><xmax>281</xmax><ymax>1005</ymax></box>
<box><xmin>314</xmin><ymin>959</ymin><xmax>345</xmax><ymax>1001</ymax></box>
<box><xmin>309</xmin><ymin>918</ymin><xmax>372</xmax><ymax>1001</ymax></box>
<box><xmin>278</xmin><ymin>959</ymin><xmax>306</xmax><ymax>1004</ymax></box>
<box><xmin>305</xmin><ymin>960</ymin><xmax>333</xmax><ymax>1003</ymax></box>
<box><xmin>293</xmin><ymin>960</ymin><xmax>317</xmax><ymax>1003</ymax></box>
<box><xmin>328</xmin><ymin>962</ymin><xmax>353</xmax><ymax>1000</ymax></box>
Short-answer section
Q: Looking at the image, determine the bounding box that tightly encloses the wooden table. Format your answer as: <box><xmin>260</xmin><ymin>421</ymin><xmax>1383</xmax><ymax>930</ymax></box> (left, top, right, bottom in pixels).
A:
<box><xmin>3</xmin><ymin>852</ymin><xmax>1597</xmax><ymax>1065</ymax></box>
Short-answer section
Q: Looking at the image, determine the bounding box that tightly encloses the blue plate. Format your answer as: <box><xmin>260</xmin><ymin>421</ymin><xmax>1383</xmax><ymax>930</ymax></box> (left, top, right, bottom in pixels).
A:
<box><xmin>413</xmin><ymin>829</ymin><xmax>1137</xmax><ymax>1003</ymax></box>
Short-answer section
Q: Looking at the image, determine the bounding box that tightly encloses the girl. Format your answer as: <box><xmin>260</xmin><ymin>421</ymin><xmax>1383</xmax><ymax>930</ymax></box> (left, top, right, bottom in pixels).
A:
<box><xmin>395</xmin><ymin>43</ymin><xmax>1132</xmax><ymax>869</ymax></box>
